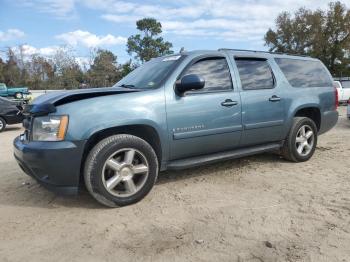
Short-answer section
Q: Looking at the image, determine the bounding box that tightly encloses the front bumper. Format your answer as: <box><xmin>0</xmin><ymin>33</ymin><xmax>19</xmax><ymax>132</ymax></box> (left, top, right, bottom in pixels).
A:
<box><xmin>13</xmin><ymin>136</ymin><xmax>86</xmax><ymax>195</ymax></box>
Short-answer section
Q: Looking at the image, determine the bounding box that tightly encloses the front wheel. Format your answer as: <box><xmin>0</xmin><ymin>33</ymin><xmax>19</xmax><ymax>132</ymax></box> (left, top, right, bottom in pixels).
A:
<box><xmin>282</xmin><ymin>117</ymin><xmax>318</xmax><ymax>162</ymax></box>
<box><xmin>84</xmin><ymin>134</ymin><xmax>158</xmax><ymax>207</ymax></box>
<box><xmin>0</xmin><ymin>117</ymin><xmax>6</xmax><ymax>132</ymax></box>
<box><xmin>14</xmin><ymin>92</ymin><xmax>23</xmax><ymax>99</ymax></box>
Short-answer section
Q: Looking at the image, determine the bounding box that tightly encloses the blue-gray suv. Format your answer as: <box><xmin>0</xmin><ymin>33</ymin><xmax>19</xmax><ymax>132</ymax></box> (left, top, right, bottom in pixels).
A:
<box><xmin>14</xmin><ymin>49</ymin><xmax>339</xmax><ymax>207</ymax></box>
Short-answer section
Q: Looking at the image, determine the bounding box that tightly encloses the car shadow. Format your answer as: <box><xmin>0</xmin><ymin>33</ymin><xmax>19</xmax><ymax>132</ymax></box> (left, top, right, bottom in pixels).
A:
<box><xmin>157</xmin><ymin>153</ymin><xmax>282</xmax><ymax>184</ymax></box>
<box><xmin>4</xmin><ymin>126</ymin><xmax>23</xmax><ymax>131</ymax></box>
<box><xmin>2</xmin><ymin>152</ymin><xmax>283</xmax><ymax>209</ymax></box>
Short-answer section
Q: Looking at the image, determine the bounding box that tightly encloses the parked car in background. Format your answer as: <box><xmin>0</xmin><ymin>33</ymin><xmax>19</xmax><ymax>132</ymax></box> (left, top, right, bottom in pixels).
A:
<box><xmin>0</xmin><ymin>83</ymin><xmax>29</xmax><ymax>99</ymax></box>
<box><xmin>334</xmin><ymin>80</ymin><xmax>350</xmax><ymax>104</ymax></box>
<box><xmin>14</xmin><ymin>49</ymin><xmax>338</xmax><ymax>207</ymax></box>
<box><xmin>0</xmin><ymin>97</ymin><xmax>24</xmax><ymax>132</ymax></box>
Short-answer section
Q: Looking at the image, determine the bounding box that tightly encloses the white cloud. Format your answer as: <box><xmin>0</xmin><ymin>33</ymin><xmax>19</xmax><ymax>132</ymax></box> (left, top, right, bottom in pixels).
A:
<box><xmin>0</xmin><ymin>29</ymin><xmax>25</xmax><ymax>42</ymax></box>
<box><xmin>10</xmin><ymin>45</ymin><xmax>90</xmax><ymax>68</ymax></box>
<box><xmin>13</xmin><ymin>0</ymin><xmax>334</xmax><ymax>44</ymax></box>
<box><xmin>19</xmin><ymin>0</ymin><xmax>76</xmax><ymax>18</ymax></box>
<box><xmin>56</xmin><ymin>30</ymin><xmax>127</xmax><ymax>48</ymax></box>
<box><xmin>98</xmin><ymin>0</ymin><xmax>330</xmax><ymax>42</ymax></box>
<box><xmin>11</xmin><ymin>44</ymin><xmax>60</xmax><ymax>56</ymax></box>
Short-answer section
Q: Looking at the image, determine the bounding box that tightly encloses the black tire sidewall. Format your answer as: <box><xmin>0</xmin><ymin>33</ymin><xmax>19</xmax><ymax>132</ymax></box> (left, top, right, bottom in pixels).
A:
<box><xmin>87</xmin><ymin>135</ymin><xmax>158</xmax><ymax>206</ymax></box>
<box><xmin>289</xmin><ymin>118</ymin><xmax>318</xmax><ymax>162</ymax></box>
<box><xmin>0</xmin><ymin>117</ymin><xmax>6</xmax><ymax>132</ymax></box>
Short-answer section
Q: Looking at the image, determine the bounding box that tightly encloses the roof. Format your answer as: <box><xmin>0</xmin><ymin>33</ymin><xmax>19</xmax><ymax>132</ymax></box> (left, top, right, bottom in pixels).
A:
<box><xmin>165</xmin><ymin>49</ymin><xmax>316</xmax><ymax>61</ymax></box>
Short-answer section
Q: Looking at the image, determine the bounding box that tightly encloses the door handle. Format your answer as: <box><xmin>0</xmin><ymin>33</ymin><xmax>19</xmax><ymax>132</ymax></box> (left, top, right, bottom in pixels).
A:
<box><xmin>221</xmin><ymin>99</ymin><xmax>238</xmax><ymax>107</ymax></box>
<box><xmin>269</xmin><ymin>95</ymin><xmax>281</xmax><ymax>102</ymax></box>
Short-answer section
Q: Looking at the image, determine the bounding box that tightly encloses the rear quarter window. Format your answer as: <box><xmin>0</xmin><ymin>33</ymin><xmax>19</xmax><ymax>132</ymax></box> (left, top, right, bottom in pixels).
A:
<box><xmin>275</xmin><ymin>58</ymin><xmax>332</xmax><ymax>88</ymax></box>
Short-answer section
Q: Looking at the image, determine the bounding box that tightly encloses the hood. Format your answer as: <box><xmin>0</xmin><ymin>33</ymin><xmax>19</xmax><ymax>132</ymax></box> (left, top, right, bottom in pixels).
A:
<box><xmin>24</xmin><ymin>87</ymin><xmax>139</xmax><ymax>116</ymax></box>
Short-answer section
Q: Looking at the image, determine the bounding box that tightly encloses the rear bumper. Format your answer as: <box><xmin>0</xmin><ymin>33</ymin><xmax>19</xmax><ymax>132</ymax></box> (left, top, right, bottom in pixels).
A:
<box><xmin>319</xmin><ymin>110</ymin><xmax>339</xmax><ymax>135</ymax></box>
<box><xmin>13</xmin><ymin>137</ymin><xmax>86</xmax><ymax>195</ymax></box>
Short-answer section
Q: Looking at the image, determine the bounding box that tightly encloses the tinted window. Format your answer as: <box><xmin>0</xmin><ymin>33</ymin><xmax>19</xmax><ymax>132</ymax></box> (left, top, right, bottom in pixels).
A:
<box><xmin>341</xmin><ymin>81</ymin><xmax>350</xmax><ymax>89</ymax></box>
<box><xmin>114</xmin><ymin>55</ymin><xmax>182</xmax><ymax>89</ymax></box>
<box><xmin>275</xmin><ymin>58</ymin><xmax>332</xmax><ymax>87</ymax></box>
<box><xmin>235</xmin><ymin>59</ymin><xmax>274</xmax><ymax>90</ymax></box>
<box><xmin>183</xmin><ymin>58</ymin><xmax>232</xmax><ymax>91</ymax></box>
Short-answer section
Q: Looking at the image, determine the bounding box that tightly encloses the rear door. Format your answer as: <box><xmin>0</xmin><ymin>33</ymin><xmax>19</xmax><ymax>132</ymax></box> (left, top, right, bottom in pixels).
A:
<box><xmin>166</xmin><ymin>55</ymin><xmax>242</xmax><ymax>160</ymax></box>
<box><xmin>233</xmin><ymin>57</ymin><xmax>286</xmax><ymax>146</ymax></box>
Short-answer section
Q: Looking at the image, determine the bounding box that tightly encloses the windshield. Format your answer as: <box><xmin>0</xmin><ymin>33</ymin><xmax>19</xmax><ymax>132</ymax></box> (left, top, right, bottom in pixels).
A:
<box><xmin>114</xmin><ymin>55</ymin><xmax>182</xmax><ymax>89</ymax></box>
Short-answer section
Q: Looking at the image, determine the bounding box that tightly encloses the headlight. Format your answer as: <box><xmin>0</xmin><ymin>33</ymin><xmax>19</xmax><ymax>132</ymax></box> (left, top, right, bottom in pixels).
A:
<box><xmin>32</xmin><ymin>115</ymin><xmax>69</xmax><ymax>141</ymax></box>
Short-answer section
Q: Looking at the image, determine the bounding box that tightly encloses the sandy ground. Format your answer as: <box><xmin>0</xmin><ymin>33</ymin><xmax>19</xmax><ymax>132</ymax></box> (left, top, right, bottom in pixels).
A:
<box><xmin>0</xmin><ymin>107</ymin><xmax>349</xmax><ymax>262</ymax></box>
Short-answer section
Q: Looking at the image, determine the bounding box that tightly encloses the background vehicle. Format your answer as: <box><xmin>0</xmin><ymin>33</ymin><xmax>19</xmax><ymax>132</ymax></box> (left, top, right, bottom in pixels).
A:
<box><xmin>0</xmin><ymin>97</ymin><xmax>24</xmax><ymax>132</ymax></box>
<box><xmin>14</xmin><ymin>49</ymin><xmax>338</xmax><ymax>207</ymax></box>
<box><xmin>334</xmin><ymin>80</ymin><xmax>350</xmax><ymax>104</ymax></box>
<box><xmin>0</xmin><ymin>83</ymin><xmax>29</xmax><ymax>99</ymax></box>
<box><xmin>347</xmin><ymin>98</ymin><xmax>350</xmax><ymax>119</ymax></box>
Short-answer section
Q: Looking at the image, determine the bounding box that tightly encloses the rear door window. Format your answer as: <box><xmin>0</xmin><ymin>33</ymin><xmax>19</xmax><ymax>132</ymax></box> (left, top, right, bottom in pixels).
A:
<box><xmin>275</xmin><ymin>58</ymin><xmax>332</xmax><ymax>87</ymax></box>
<box><xmin>235</xmin><ymin>58</ymin><xmax>275</xmax><ymax>90</ymax></box>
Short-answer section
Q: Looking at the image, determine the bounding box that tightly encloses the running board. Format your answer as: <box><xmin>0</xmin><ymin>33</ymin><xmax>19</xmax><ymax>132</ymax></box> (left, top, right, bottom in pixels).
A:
<box><xmin>166</xmin><ymin>142</ymin><xmax>282</xmax><ymax>170</ymax></box>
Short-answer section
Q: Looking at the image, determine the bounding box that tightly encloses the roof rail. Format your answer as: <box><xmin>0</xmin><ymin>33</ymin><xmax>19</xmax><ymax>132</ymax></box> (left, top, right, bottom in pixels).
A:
<box><xmin>218</xmin><ymin>48</ymin><xmax>309</xmax><ymax>57</ymax></box>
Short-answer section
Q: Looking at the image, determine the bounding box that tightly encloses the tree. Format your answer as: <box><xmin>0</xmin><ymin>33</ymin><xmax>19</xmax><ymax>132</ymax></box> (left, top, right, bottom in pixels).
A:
<box><xmin>3</xmin><ymin>48</ymin><xmax>21</xmax><ymax>86</ymax></box>
<box><xmin>87</xmin><ymin>49</ymin><xmax>121</xmax><ymax>87</ymax></box>
<box><xmin>120</xmin><ymin>59</ymin><xmax>137</xmax><ymax>78</ymax></box>
<box><xmin>127</xmin><ymin>18</ymin><xmax>173</xmax><ymax>63</ymax></box>
<box><xmin>51</xmin><ymin>47</ymin><xmax>83</xmax><ymax>89</ymax></box>
<box><xmin>265</xmin><ymin>1</ymin><xmax>350</xmax><ymax>76</ymax></box>
<box><xmin>0</xmin><ymin>58</ymin><xmax>5</xmax><ymax>83</ymax></box>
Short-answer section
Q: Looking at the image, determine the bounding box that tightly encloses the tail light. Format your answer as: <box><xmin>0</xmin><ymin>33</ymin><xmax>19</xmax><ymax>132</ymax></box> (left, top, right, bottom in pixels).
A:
<box><xmin>335</xmin><ymin>86</ymin><xmax>339</xmax><ymax>110</ymax></box>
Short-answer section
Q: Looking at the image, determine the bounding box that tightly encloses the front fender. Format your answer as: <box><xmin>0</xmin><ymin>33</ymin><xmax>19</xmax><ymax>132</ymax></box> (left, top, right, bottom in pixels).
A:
<box><xmin>55</xmin><ymin>89</ymin><xmax>169</xmax><ymax>160</ymax></box>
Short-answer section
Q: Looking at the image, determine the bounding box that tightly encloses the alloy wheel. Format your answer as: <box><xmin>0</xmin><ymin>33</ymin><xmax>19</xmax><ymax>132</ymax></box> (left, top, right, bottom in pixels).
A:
<box><xmin>295</xmin><ymin>125</ymin><xmax>314</xmax><ymax>157</ymax></box>
<box><xmin>101</xmin><ymin>148</ymin><xmax>149</xmax><ymax>197</ymax></box>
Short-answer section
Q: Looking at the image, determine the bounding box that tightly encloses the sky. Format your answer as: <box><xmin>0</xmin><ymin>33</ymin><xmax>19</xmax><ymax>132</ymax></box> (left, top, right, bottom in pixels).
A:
<box><xmin>0</xmin><ymin>0</ymin><xmax>339</xmax><ymax>65</ymax></box>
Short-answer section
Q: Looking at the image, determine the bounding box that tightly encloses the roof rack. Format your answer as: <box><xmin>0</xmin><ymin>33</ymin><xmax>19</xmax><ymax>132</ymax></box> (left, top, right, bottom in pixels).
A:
<box><xmin>217</xmin><ymin>48</ymin><xmax>309</xmax><ymax>57</ymax></box>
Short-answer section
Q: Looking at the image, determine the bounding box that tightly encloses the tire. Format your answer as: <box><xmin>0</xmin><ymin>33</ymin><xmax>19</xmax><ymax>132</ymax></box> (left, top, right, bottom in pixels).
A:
<box><xmin>282</xmin><ymin>117</ymin><xmax>318</xmax><ymax>162</ymax></box>
<box><xmin>14</xmin><ymin>93</ymin><xmax>23</xmax><ymax>99</ymax></box>
<box><xmin>84</xmin><ymin>134</ymin><xmax>159</xmax><ymax>207</ymax></box>
<box><xmin>0</xmin><ymin>117</ymin><xmax>6</xmax><ymax>132</ymax></box>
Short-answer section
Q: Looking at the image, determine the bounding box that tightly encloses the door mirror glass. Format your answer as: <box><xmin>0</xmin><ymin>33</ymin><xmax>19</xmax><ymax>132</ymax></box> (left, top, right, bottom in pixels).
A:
<box><xmin>175</xmin><ymin>74</ymin><xmax>205</xmax><ymax>93</ymax></box>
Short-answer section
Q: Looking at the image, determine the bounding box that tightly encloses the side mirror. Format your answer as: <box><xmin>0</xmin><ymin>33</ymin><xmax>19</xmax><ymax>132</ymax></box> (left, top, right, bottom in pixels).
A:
<box><xmin>175</xmin><ymin>74</ymin><xmax>205</xmax><ymax>94</ymax></box>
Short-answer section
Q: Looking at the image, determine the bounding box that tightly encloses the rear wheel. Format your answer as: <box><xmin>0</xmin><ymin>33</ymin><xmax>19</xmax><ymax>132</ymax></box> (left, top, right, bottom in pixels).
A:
<box><xmin>84</xmin><ymin>134</ymin><xmax>158</xmax><ymax>207</ymax></box>
<box><xmin>0</xmin><ymin>117</ymin><xmax>6</xmax><ymax>132</ymax></box>
<box><xmin>282</xmin><ymin>117</ymin><xmax>317</xmax><ymax>162</ymax></box>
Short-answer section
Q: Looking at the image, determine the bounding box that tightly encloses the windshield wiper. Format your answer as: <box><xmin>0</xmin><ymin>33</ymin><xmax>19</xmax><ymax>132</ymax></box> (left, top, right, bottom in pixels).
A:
<box><xmin>118</xmin><ymin>84</ymin><xmax>136</xmax><ymax>89</ymax></box>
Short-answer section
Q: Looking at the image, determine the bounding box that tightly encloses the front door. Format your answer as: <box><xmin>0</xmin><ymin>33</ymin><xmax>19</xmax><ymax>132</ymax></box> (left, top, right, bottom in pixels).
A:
<box><xmin>234</xmin><ymin>57</ymin><xmax>285</xmax><ymax>146</ymax></box>
<box><xmin>166</xmin><ymin>56</ymin><xmax>242</xmax><ymax>160</ymax></box>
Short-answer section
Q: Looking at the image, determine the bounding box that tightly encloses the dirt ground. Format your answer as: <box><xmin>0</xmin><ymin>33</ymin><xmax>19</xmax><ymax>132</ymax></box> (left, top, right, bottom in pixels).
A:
<box><xmin>0</xmin><ymin>107</ymin><xmax>349</xmax><ymax>262</ymax></box>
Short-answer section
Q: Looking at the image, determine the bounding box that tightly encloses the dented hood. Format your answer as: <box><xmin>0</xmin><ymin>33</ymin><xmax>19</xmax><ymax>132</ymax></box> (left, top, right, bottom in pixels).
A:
<box><xmin>24</xmin><ymin>87</ymin><xmax>139</xmax><ymax>116</ymax></box>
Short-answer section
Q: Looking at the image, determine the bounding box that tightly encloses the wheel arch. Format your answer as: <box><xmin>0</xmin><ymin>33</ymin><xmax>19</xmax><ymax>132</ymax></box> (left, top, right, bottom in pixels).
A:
<box><xmin>293</xmin><ymin>106</ymin><xmax>321</xmax><ymax>131</ymax></box>
<box><xmin>80</xmin><ymin>124</ymin><xmax>163</xmax><ymax>184</ymax></box>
